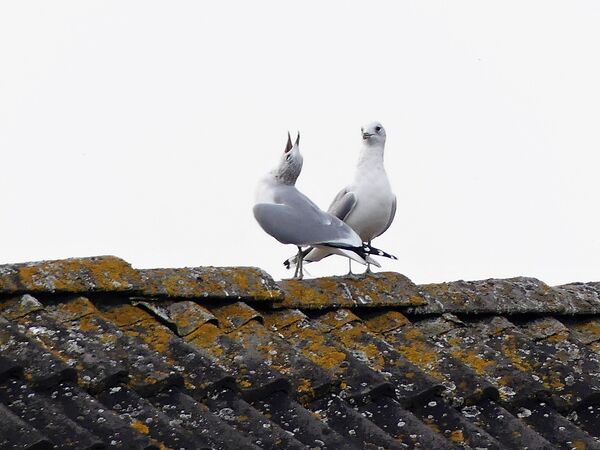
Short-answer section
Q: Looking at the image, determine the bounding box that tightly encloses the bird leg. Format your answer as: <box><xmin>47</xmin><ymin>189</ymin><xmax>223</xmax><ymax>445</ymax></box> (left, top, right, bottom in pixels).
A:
<box><xmin>365</xmin><ymin>241</ymin><xmax>372</xmax><ymax>274</ymax></box>
<box><xmin>293</xmin><ymin>246</ymin><xmax>304</xmax><ymax>280</ymax></box>
<box><xmin>346</xmin><ymin>259</ymin><xmax>353</xmax><ymax>276</ymax></box>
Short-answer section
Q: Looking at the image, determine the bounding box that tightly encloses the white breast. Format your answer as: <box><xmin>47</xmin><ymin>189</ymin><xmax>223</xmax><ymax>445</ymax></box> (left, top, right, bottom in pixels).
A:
<box><xmin>344</xmin><ymin>167</ymin><xmax>395</xmax><ymax>242</ymax></box>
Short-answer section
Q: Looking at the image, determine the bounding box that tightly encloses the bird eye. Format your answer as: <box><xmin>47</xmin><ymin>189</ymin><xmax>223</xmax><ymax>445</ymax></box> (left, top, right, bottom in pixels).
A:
<box><xmin>286</xmin><ymin>154</ymin><xmax>291</xmax><ymax>161</ymax></box>
<box><xmin>375</xmin><ymin>126</ymin><xmax>381</xmax><ymax>132</ymax></box>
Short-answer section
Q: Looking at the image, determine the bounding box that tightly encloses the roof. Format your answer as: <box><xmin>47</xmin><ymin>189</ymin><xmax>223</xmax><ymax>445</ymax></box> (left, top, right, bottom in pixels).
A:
<box><xmin>1</xmin><ymin>255</ymin><xmax>600</xmax><ymax>449</ymax></box>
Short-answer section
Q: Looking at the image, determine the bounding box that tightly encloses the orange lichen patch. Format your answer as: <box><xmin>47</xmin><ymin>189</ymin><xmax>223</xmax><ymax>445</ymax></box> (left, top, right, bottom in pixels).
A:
<box><xmin>362</xmin><ymin>311</ymin><xmax>410</xmax><ymax>334</ymax></box>
<box><xmin>186</xmin><ymin>322</ymin><xmax>225</xmax><ymax>358</ymax></box>
<box><xmin>101</xmin><ymin>304</ymin><xmax>152</xmax><ymax>327</ymax></box>
<box><xmin>546</xmin><ymin>332</ymin><xmax>569</xmax><ymax>343</ymax></box>
<box><xmin>400</xmin><ymin>326</ymin><xmax>426</xmax><ymax>341</ymax></box>
<box><xmin>572</xmin><ymin>320</ymin><xmax>600</xmax><ymax>344</ymax></box>
<box><xmin>102</xmin><ymin>304</ymin><xmax>178</xmax><ymax>355</ymax></box>
<box><xmin>4</xmin><ymin>256</ymin><xmax>141</xmax><ymax>294</ymax></box>
<box><xmin>130</xmin><ymin>419</ymin><xmax>150</xmax><ymax>434</ymax></box>
<box><xmin>420</xmin><ymin>283</ymin><xmax>467</xmax><ymax>305</ymax></box>
<box><xmin>262</xmin><ymin>309</ymin><xmax>306</xmax><ymax>331</ymax></box>
<box><xmin>47</xmin><ymin>297</ymin><xmax>98</xmax><ymax>322</ymax></box>
<box><xmin>304</xmin><ymin>339</ymin><xmax>347</xmax><ymax>371</ymax></box>
<box><xmin>238</xmin><ymin>378</ymin><xmax>252</xmax><ymax>388</ymax></box>
<box><xmin>231</xmin><ymin>271</ymin><xmax>249</xmax><ymax>291</ymax></box>
<box><xmin>296</xmin><ymin>378</ymin><xmax>312</xmax><ymax>393</ymax></box>
<box><xmin>77</xmin><ymin>315</ymin><xmax>102</xmax><ymax>334</ymax></box>
<box><xmin>396</xmin><ymin>340</ymin><xmax>443</xmax><ymax>379</ymax></box>
<box><xmin>330</xmin><ymin>324</ymin><xmax>386</xmax><ymax>372</ymax></box>
<box><xmin>499</xmin><ymin>339</ymin><xmax>533</xmax><ymax>373</ymax></box>
<box><xmin>522</xmin><ymin>317</ymin><xmax>569</xmax><ymax>341</ymax></box>
<box><xmin>134</xmin><ymin>321</ymin><xmax>177</xmax><ymax>355</ymax></box>
<box><xmin>278</xmin><ymin>272</ymin><xmax>427</xmax><ymax>309</ymax></box>
<box><xmin>210</xmin><ymin>302</ymin><xmax>262</xmax><ymax>332</ymax></box>
<box><xmin>167</xmin><ymin>301</ymin><xmax>217</xmax><ymax>337</ymax></box>
<box><xmin>138</xmin><ymin>266</ymin><xmax>283</xmax><ymax>301</ymax></box>
<box><xmin>279</xmin><ymin>321</ymin><xmax>348</xmax><ymax>371</ymax></box>
<box><xmin>571</xmin><ymin>440</ymin><xmax>587</xmax><ymax>450</ymax></box>
<box><xmin>543</xmin><ymin>375</ymin><xmax>565</xmax><ymax>391</ymax></box>
<box><xmin>318</xmin><ymin>309</ymin><xmax>361</xmax><ymax>330</ymax></box>
<box><xmin>450</xmin><ymin>349</ymin><xmax>494</xmax><ymax>376</ymax></box>
<box><xmin>449</xmin><ymin>430</ymin><xmax>465</xmax><ymax>443</ymax></box>
<box><xmin>296</xmin><ymin>378</ymin><xmax>315</xmax><ymax>403</ymax></box>
<box><xmin>446</xmin><ymin>336</ymin><xmax>462</xmax><ymax>347</ymax></box>
<box><xmin>279</xmin><ymin>278</ymin><xmax>341</xmax><ymax>309</ymax></box>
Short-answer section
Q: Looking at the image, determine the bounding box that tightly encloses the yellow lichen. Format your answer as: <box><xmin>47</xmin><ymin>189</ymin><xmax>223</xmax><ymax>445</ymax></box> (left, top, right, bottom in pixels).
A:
<box><xmin>450</xmin><ymin>349</ymin><xmax>494</xmax><ymax>376</ymax></box>
<box><xmin>500</xmin><ymin>340</ymin><xmax>533</xmax><ymax>373</ymax></box>
<box><xmin>449</xmin><ymin>430</ymin><xmax>465</xmax><ymax>443</ymax></box>
<box><xmin>130</xmin><ymin>419</ymin><xmax>150</xmax><ymax>435</ymax></box>
<box><xmin>238</xmin><ymin>379</ymin><xmax>252</xmax><ymax>388</ymax></box>
<box><xmin>364</xmin><ymin>311</ymin><xmax>410</xmax><ymax>334</ymax></box>
<box><xmin>446</xmin><ymin>336</ymin><xmax>462</xmax><ymax>346</ymax></box>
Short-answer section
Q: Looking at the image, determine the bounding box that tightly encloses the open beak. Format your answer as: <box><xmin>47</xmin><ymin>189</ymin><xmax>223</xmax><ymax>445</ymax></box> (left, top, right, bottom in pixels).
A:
<box><xmin>284</xmin><ymin>132</ymin><xmax>293</xmax><ymax>153</ymax></box>
<box><xmin>362</xmin><ymin>132</ymin><xmax>373</xmax><ymax>139</ymax></box>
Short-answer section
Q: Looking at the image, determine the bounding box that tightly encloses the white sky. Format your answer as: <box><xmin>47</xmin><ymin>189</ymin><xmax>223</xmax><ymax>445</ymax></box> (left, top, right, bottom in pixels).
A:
<box><xmin>1</xmin><ymin>1</ymin><xmax>599</xmax><ymax>285</ymax></box>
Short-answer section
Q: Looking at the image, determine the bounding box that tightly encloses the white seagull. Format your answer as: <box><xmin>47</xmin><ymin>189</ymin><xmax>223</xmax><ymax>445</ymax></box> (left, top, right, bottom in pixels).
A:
<box><xmin>285</xmin><ymin>121</ymin><xmax>397</xmax><ymax>274</ymax></box>
<box><xmin>254</xmin><ymin>132</ymin><xmax>396</xmax><ymax>279</ymax></box>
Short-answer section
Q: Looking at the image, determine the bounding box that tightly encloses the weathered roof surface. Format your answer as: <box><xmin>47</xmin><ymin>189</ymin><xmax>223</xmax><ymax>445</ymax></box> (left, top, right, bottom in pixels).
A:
<box><xmin>1</xmin><ymin>256</ymin><xmax>600</xmax><ymax>449</ymax></box>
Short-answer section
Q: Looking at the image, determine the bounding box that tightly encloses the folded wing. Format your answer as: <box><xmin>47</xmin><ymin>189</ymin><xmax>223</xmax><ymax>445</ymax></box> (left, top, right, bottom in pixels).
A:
<box><xmin>253</xmin><ymin>202</ymin><xmax>360</xmax><ymax>247</ymax></box>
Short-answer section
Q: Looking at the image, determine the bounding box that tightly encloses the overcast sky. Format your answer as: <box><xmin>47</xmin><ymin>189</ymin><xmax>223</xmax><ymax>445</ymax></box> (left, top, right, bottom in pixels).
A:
<box><xmin>1</xmin><ymin>1</ymin><xmax>599</xmax><ymax>285</ymax></box>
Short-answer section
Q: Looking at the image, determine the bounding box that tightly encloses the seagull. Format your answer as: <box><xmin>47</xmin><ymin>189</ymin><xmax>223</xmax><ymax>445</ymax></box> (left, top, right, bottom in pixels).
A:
<box><xmin>284</xmin><ymin>121</ymin><xmax>396</xmax><ymax>274</ymax></box>
<box><xmin>254</xmin><ymin>132</ymin><xmax>397</xmax><ymax>280</ymax></box>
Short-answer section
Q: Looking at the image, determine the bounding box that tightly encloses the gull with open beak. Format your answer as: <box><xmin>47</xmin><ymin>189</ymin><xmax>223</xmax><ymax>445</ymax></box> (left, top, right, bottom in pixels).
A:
<box><xmin>254</xmin><ymin>131</ymin><xmax>397</xmax><ymax>279</ymax></box>
<box><xmin>284</xmin><ymin>121</ymin><xmax>397</xmax><ymax>274</ymax></box>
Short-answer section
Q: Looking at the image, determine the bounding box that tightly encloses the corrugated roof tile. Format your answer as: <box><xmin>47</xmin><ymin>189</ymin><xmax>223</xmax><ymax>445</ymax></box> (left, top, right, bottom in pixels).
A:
<box><xmin>0</xmin><ymin>256</ymin><xmax>141</xmax><ymax>295</ymax></box>
<box><xmin>277</xmin><ymin>272</ymin><xmax>427</xmax><ymax>309</ymax></box>
<box><xmin>95</xmin><ymin>301</ymin><xmax>234</xmax><ymax>396</ymax></box>
<box><xmin>413</xmin><ymin>277</ymin><xmax>600</xmax><ymax>315</ymax></box>
<box><xmin>2</xmin><ymin>255</ymin><xmax>600</xmax><ymax>449</ymax></box>
<box><xmin>251</xmin><ymin>390</ymin><xmax>353</xmax><ymax>449</ymax></box>
<box><xmin>262</xmin><ymin>309</ymin><xmax>395</xmax><ymax>404</ymax></box>
<box><xmin>363</xmin><ymin>311</ymin><xmax>499</xmax><ymax>405</ymax></box>
<box><xmin>0</xmin><ymin>378</ymin><xmax>105</xmax><ymax>450</ymax></box>
<box><xmin>0</xmin><ymin>315</ymin><xmax>77</xmax><ymax>389</ymax></box>
<box><xmin>138</xmin><ymin>266</ymin><xmax>283</xmax><ymax>301</ymax></box>
<box><xmin>202</xmin><ymin>388</ymin><xmax>307</xmax><ymax>449</ymax></box>
<box><xmin>0</xmin><ymin>402</ymin><xmax>54</xmax><ymax>450</ymax></box>
<box><xmin>316</xmin><ymin>309</ymin><xmax>445</xmax><ymax>406</ymax></box>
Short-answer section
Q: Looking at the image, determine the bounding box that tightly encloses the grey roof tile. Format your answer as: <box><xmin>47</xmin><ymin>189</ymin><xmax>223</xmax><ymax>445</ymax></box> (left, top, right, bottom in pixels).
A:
<box><xmin>0</xmin><ymin>256</ymin><xmax>141</xmax><ymax>295</ymax></box>
<box><xmin>252</xmin><ymin>391</ymin><xmax>353</xmax><ymax>450</ymax></box>
<box><xmin>0</xmin><ymin>378</ymin><xmax>104</xmax><ymax>450</ymax></box>
<box><xmin>138</xmin><ymin>266</ymin><xmax>283</xmax><ymax>301</ymax></box>
<box><xmin>357</xmin><ymin>396</ymin><xmax>459</xmax><ymax>449</ymax></box>
<box><xmin>203</xmin><ymin>388</ymin><xmax>307</xmax><ymax>449</ymax></box>
<box><xmin>0</xmin><ymin>402</ymin><xmax>53</xmax><ymax>450</ymax></box>
<box><xmin>1</xmin><ymin>256</ymin><xmax>600</xmax><ymax>449</ymax></box>
<box><xmin>0</xmin><ymin>315</ymin><xmax>77</xmax><ymax>389</ymax></box>
<box><xmin>150</xmin><ymin>387</ymin><xmax>262</xmax><ymax>450</ymax></box>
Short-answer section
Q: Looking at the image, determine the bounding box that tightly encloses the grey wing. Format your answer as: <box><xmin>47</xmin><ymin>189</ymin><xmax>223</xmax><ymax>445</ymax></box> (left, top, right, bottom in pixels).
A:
<box><xmin>327</xmin><ymin>187</ymin><xmax>357</xmax><ymax>221</ymax></box>
<box><xmin>253</xmin><ymin>203</ymin><xmax>360</xmax><ymax>247</ymax></box>
<box><xmin>376</xmin><ymin>195</ymin><xmax>397</xmax><ymax>238</ymax></box>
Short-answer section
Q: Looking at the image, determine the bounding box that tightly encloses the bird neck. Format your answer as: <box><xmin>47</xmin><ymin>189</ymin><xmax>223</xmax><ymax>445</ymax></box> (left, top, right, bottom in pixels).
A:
<box><xmin>355</xmin><ymin>144</ymin><xmax>385</xmax><ymax>173</ymax></box>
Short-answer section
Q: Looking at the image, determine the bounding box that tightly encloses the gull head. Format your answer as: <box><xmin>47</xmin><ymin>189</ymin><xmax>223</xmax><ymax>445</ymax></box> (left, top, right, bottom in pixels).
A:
<box><xmin>274</xmin><ymin>131</ymin><xmax>303</xmax><ymax>185</ymax></box>
<box><xmin>361</xmin><ymin>121</ymin><xmax>386</xmax><ymax>146</ymax></box>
